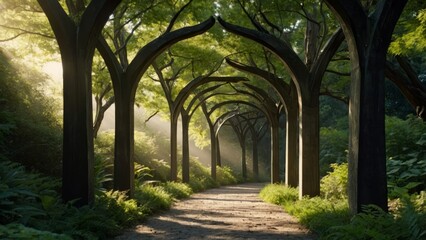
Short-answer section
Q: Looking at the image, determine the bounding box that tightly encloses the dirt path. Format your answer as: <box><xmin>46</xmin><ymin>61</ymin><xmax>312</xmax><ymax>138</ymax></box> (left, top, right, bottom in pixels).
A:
<box><xmin>115</xmin><ymin>183</ymin><xmax>316</xmax><ymax>240</ymax></box>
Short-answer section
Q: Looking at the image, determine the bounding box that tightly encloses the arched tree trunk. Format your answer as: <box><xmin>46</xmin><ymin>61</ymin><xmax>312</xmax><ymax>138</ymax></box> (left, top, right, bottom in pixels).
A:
<box><xmin>114</xmin><ymin>85</ymin><xmax>135</xmax><ymax>196</ymax></box>
<box><xmin>181</xmin><ymin>111</ymin><xmax>190</xmax><ymax>183</ymax></box>
<box><xmin>271</xmin><ymin>123</ymin><xmax>280</xmax><ymax>183</ymax></box>
<box><xmin>210</xmin><ymin>126</ymin><xmax>217</xmax><ymax>180</ymax></box>
<box><xmin>216</xmin><ymin>136</ymin><xmax>222</xmax><ymax>167</ymax></box>
<box><xmin>252</xmin><ymin>137</ymin><xmax>259</xmax><ymax>181</ymax></box>
<box><xmin>298</xmin><ymin>98</ymin><xmax>320</xmax><ymax>197</ymax></box>
<box><xmin>285</xmin><ymin>105</ymin><xmax>298</xmax><ymax>187</ymax></box>
<box><xmin>241</xmin><ymin>142</ymin><xmax>247</xmax><ymax>180</ymax></box>
<box><xmin>325</xmin><ymin>0</ymin><xmax>408</xmax><ymax>213</ymax></box>
<box><xmin>170</xmin><ymin>113</ymin><xmax>179</xmax><ymax>181</ymax></box>
<box><xmin>38</xmin><ymin>0</ymin><xmax>121</xmax><ymax>206</ymax></box>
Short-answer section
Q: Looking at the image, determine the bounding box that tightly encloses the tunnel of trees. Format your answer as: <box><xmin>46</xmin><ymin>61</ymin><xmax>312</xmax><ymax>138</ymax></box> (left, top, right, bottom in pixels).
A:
<box><xmin>1</xmin><ymin>0</ymin><xmax>426</xmax><ymax>238</ymax></box>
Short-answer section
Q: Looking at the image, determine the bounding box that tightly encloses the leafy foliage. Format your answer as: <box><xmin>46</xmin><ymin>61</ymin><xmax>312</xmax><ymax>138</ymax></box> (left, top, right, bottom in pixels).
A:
<box><xmin>187</xmin><ymin>158</ymin><xmax>217</xmax><ymax>192</ymax></box>
<box><xmin>0</xmin><ymin>160</ymin><xmax>60</xmax><ymax>225</ymax></box>
<box><xmin>319</xmin><ymin>127</ymin><xmax>348</xmax><ymax>176</ymax></box>
<box><xmin>390</xmin><ymin>7</ymin><xmax>426</xmax><ymax>55</ymax></box>
<box><xmin>259</xmin><ymin>184</ymin><xmax>298</xmax><ymax>206</ymax></box>
<box><xmin>216</xmin><ymin>165</ymin><xmax>238</xmax><ymax>186</ymax></box>
<box><xmin>0</xmin><ymin>223</ymin><xmax>71</xmax><ymax>240</ymax></box>
<box><xmin>162</xmin><ymin>182</ymin><xmax>193</xmax><ymax>199</ymax></box>
<box><xmin>320</xmin><ymin>163</ymin><xmax>348</xmax><ymax>200</ymax></box>
<box><xmin>95</xmin><ymin>131</ymin><xmax>171</xmax><ymax>182</ymax></box>
<box><xmin>0</xmin><ymin>49</ymin><xmax>62</xmax><ymax>176</ymax></box>
<box><xmin>134</xmin><ymin>184</ymin><xmax>173</xmax><ymax>214</ymax></box>
<box><xmin>386</xmin><ymin>116</ymin><xmax>426</xmax><ymax>198</ymax></box>
<box><xmin>259</xmin><ymin>183</ymin><xmax>349</xmax><ymax>236</ymax></box>
<box><xmin>285</xmin><ymin>197</ymin><xmax>350</xmax><ymax>236</ymax></box>
<box><xmin>324</xmin><ymin>197</ymin><xmax>426</xmax><ymax>240</ymax></box>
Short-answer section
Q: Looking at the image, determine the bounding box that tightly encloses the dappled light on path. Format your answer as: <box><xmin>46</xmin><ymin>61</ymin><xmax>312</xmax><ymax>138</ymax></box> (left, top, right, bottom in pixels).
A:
<box><xmin>116</xmin><ymin>183</ymin><xmax>316</xmax><ymax>239</ymax></box>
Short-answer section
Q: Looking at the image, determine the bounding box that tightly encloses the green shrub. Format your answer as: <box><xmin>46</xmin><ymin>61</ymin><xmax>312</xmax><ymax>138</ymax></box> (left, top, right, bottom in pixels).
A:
<box><xmin>96</xmin><ymin>190</ymin><xmax>146</xmax><ymax>227</ymax></box>
<box><xmin>320</xmin><ymin>163</ymin><xmax>348</xmax><ymax>200</ymax></box>
<box><xmin>0</xmin><ymin>50</ymin><xmax>62</xmax><ymax>176</ymax></box>
<box><xmin>216</xmin><ymin>165</ymin><xmax>238</xmax><ymax>186</ymax></box>
<box><xmin>324</xmin><ymin>198</ymin><xmax>426</xmax><ymax>240</ymax></box>
<box><xmin>0</xmin><ymin>160</ymin><xmax>60</xmax><ymax>225</ymax></box>
<box><xmin>95</xmin><ymin>131</ymin><xmax>171</xmax><ymax>182</ymax></box>
<box><xmin>319</xmin><ymin>127</ymin><xmax>348</xmax><ymax>176</ymax></box>
<box><xmin>285</xmin><ymin>197</ymin><xmax>350</xmax><ymax>236</ymax></box>
<box><xmin>259</xmin><ymin>184</ymin><xmax>298</xmax><ymax>205</ymax></box>
<box><xmin>386</xmin><ymin>116</ymin><xmax>426</xmax><ymax>198</ymax></box>
<box><xmin>162</xmin><ymin>182</ymin><xmax>193</xmax><ymax>199</ymax></box>
<box><xmin>94</xmin><ymin>155</ymin><xmax>113</xmax><ymax>192</ymax></box>
<box><xmin>0</xmin><ymin>160</ymin><xmax>154</xmax><ymax>239</ymax></box>
<box><xmin>0</xmin><ymin>223</ymin><xmax>71</xmax><ymax>240</ymax></box>
<box><xmin>143</xmin><ymin>159</ymin><xmax>170</xmax><ymax>182</ymax></box>
<box><xmin>134</xmin><ymin>162</ymin><xmax>153</xmax><ymax>185</ymax></box>
<box><xmin>188</xmin><ymin>158</ymin><xmax>217</xmax><ymax>192</ymax></box>
<box><xmin>134</xmin><ymin>185</ymin><xmax>173</xmax><ymax>213</ymax></box>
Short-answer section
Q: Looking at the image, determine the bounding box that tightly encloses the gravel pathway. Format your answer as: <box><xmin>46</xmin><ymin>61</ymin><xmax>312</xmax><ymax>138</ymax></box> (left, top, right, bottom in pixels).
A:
<box><xmin>115</xmin><ymin>183</ymin><xmax>317</xmax><ymax>240</ymax></box>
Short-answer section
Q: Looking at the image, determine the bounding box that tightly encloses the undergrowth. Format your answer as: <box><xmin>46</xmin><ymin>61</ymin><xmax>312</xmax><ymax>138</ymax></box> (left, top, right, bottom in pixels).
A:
<box><xmin>0</xmin><ymin>158</ymin><xmax>238</xmax><ymax>239</ymax></box>
<box><xmin>259</xmin><ymin>163</ymin><xmax>426</xmax><ymax>239</ymax></box>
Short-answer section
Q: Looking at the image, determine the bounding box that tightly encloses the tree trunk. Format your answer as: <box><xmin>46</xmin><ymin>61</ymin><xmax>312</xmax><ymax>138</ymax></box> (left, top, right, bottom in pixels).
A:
<box><xmin>241</xmin><ymin>142</ymin><xmax>247</xmax><ymax>180</ymax></box>
<box><xmin>298</xmin><ymin>101</ymin><xmax>320</xmax><ymax>197</ymax></box>
<box><xmin>285</xmin><ymin>105</ymin><xmax>298</xmax><ymax>187</ymax></box>
<box><xmin>61</xmin><ymin>51</ymin><xmax>95</xmax><ymax>206</ymax></box>
<box><xmin>114</xmin><ymin>87</ymin><xmax>134</xmax><ymax>197</ymax></box>
<box><xmin>170</xmin><ymin>114</ymin><xmax>178</xmax><ymax>181</ymax></box>
<box><xmin>271</xmin><ymin>123</ymin><xmax>280</xmax><ymax>183</ymax></box>
<box><xmin>216</xmin><ymin>136</ymin><xmax>222</xmax><ymax>167</ymax></box>
<box><xmin>37</xmin><ymin>0</ymin><xmax>121</xmax><ymax>206</ymax></box>
<box><xmin>181</xmin><ymin>111</ymin><xmax>190</xmax><ymax>183</ymax></box>
<box><xmin>252</xmin><ymin>137</ymin><xmax>259</xmax><ymax>181</ymax></box>
<box><xmin>210</xmin><ymin>126</ymin><xmax>217</xmax><ymax>180</ymax></box>
<box><xmin>325</xmin><ymin>0</ymin><xmax>408</xmax><ymax>213</ymax></box>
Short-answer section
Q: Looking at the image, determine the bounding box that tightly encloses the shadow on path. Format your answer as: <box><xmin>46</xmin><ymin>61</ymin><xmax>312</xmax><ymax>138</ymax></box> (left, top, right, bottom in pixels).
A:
<box><xmin>115</xmin><ymin>182</ymin><xmax>316</xmax><ymax>240</ymax></box>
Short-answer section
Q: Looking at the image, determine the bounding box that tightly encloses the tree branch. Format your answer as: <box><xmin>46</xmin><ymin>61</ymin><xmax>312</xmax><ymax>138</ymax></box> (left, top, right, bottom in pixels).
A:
<box><xmin>165</xmin><ymin>0</ymin><xmax>194</xmax><ymax>34</ymax></box>
<box><xmin>144</xmin><ymin>110</ymin><xmax>159</xmax><ymax>123</ymax></box>
<box><xmin>0</xmin><ymin>24</ymin><xmax>55</xmax><ymax>41</ymax></box>
<box><xmin>325</xmin><ymin>69</ymin><xmax>351</xmax><ymax>76</ymax></box>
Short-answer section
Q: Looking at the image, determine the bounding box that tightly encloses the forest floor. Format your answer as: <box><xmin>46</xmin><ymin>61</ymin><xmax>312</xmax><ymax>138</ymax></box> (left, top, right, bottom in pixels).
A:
<box><xmin>115</xmin><ymin>182</ymin><xmax>317</xmax><ymax>240</ymax></box>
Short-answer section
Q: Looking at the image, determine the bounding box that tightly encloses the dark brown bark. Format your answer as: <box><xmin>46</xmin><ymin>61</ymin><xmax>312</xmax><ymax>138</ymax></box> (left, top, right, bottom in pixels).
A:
<box><xmin>285</xmin><ymin>106</ymin><xmax>298</xmax><ymax>187</ymax></box>
<box><xmin>38</xmin><ymin>0</ymin><xmax>121</xmax><ymax>206</ymax></box>
<box><xmin>325</xmin><ymin>0</ymin><xmax>408</xmax><ymax>213</ymax></box>
<box><xmin>114</xmin><ymin>86</ymin><xmax>135</xmax><ymax>195</ymax></box>
<box><xmin>181</xmin><ymin>110</ymin><xmax>190</xmax><ymax>183</ymax></box>
<box><xmin>200</xmin><ymin>102</ymin><xmax>217</xmax><ymax>180</ymax></box>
